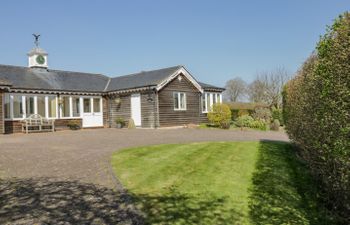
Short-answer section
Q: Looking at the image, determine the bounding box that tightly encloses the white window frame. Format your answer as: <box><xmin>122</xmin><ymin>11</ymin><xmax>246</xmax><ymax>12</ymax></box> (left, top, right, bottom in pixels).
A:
<box><xmin>59</xmin><ymin>96</ymin><xmax>82</xmax><ymax>119</ymax></box>
<box><xmin>173</xmin><ymin>92</ymin><xmax>187</xmax><ymax>111</ymax></box>
<box><xmin>46</xmin><ymin>95</ymin><xmax>59</xmax><ymax>119</ymax></box>
<box><xmin>4</xmin><ymin>93</ymin><xmax>59</xmax><ymax>120</ymax></box>
<box><xmin>71</xmin><ymin>96</ymin><xmax>81</xmax><ymax>117</ymax></box>
<box><xmin>201</xmin><ymin>92</ymin><xmax>222</xmax><ymax>113</ymax></box>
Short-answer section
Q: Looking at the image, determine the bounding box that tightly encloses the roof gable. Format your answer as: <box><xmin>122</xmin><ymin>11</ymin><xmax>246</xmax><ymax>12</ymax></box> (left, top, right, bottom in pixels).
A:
<box><xmin>156</xmin><ymin>66</ymin><xmax>203</xmax><ymax>93</ymax></box>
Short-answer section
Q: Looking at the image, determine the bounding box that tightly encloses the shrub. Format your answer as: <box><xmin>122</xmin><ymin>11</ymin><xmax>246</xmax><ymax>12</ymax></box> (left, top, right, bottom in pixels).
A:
<box><xmin>237</xmin><ymin>109</ymin><xmax>249</xmax><ymax>117</ymax></box>
<box><xmin>270</xmin><ymin>119</ymin><xmax>280</xmax><ymax>131</ymax></box>
<box><xmin>250</xmin><ymin>119</ymin><xmax>268</xmax><ymax>131</ymax></box>
<box><xmin>235</xmin><ymin>115</ymin><xmax>254</xmax><ymax>128</ymax></box>
<box><xmin>127</xmin><ymin>118</ymin><xmax>136</xmax><ymax>129</ymax></box>
<box><xmin>252</xmin><ymin>107</ymin><xmax>272</xmax><ymax>123</ymax></box>
<box><xmin>207</xmin><ymin>103</ymin><xmax>232</xmax><ymax>129</ymax></box>
<box><xmin>230</xmin><ymin>109</ymin><xmax>239</xmax><ymax>121</ymax></box>
<box><xmin>271</xmin><ymin>107</ymin><xmax>283</xmax><ymax>125</ymax></box>
<box><xmin>283</xmin><ymin>12</ymin><xmax>350</xmax><ymax>221</ymax></box>
<box><xmin>67</xmin><ymin>120</ymin><xmax>81</xmax><ymax>130</ymax></box>
<box><xmin>115</xmin><ymin>117</ymin><xmax>125</xmax><ymax>128</ymax></box>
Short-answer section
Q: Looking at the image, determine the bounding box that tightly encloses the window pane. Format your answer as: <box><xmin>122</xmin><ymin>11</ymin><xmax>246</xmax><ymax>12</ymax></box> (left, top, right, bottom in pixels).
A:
<box><xmin>13</xmin><ymin>96</ymin><xmax>24</xmax><ymax>118</ymax></box>
<box><xmin>212</xmin><ymin>93</ymin><xmax>217</xmax><ymax>104</ymax></box>
<box><xmin>202</xmin><ymin>94</ymin><xmax>206</xmax><ymax>112</ymax></box>
<box><xmin>84</xmin><ymin>98</ymin><xmax>91</xmax><ymax>113</ymax></box>
<box><xmin>206</xmin><ymin>93</ymin><xmax>211</xmax><ymax>111</ymax></box>
<box><xmin>26</xmin><ymin>96</ymin><xmax>35</xmax><ymax>116</ymax></box>
<box><xmin>93</xmin><ymin>98</ymin><xmax>101</xmax><ymax>113</ymax></box>
<box><xmin>62</xmin><ymin>97</ymin><xmax>70</xmax><ymax>117</ymax></box>
<box><xmin>37</xmin><ymin>96</ymin><xmax>45</xmax><ymax>117</ymax></box>
<box><xmin>48</xmin><ymin>96</ymin><xmax>57</xmax><ymax>118</ymax></box>
<box><xmin>174</xmin><ymin>93</ymin><xmax>179</xmax><ymax>109</ymax></box>
<box><xmin>180</xmin><ymin>93</ymin><xmax>186</xmax><ymax>109</ymax></box>
<box><xmin>4</xmin><ymin>94</ymin><xmax>10</xmax><ymax>118</ymax></box>
<box><xmin>72</xmin><ymin>97</ymin><xmax>80</xmax><ymax>117</ymax></box>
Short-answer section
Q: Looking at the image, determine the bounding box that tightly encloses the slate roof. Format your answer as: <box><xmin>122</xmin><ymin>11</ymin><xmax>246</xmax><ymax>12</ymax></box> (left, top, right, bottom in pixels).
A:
<box><xmin>199</xmin><ymin>82</ymin><xmax>225</xmax><ymax>91</ymax></box>
<box><xmin>0</xmin><ymin>64</ymin><xmax>109</xmax><ymax>92</ymax></box>
<box><xmin>0</xmin><ymin>64</ymin><xmax>224</xmax><ymax>93</ymax></box>
<box><xmin>106</xmin><ymin>65</ymin><xmax>182</xmax><ymax>91</ymax></box>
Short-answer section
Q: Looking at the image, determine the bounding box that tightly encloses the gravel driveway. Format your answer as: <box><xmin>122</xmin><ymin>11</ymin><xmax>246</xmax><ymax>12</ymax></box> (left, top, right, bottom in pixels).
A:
<box><xmin>0</xmin><ymin>128</ymin><xmax>288</xmax><ymax>224</ymax></box>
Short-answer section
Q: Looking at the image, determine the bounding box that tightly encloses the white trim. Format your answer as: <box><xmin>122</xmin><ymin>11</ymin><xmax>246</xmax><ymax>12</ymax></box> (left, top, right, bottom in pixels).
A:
<box><xmin>156</xmin><ymin>67</ymin><xmax>203</xmax><ymax>93</ymax></box>
<box><xmin>173</xmin><ymin>92</ymin><xmax>187</xmax><ymax>111</ymax></box>
<box><xmin>201</xmin><ymin>92</ymin><xmax>223</xmax><ymax>113</ymax></box>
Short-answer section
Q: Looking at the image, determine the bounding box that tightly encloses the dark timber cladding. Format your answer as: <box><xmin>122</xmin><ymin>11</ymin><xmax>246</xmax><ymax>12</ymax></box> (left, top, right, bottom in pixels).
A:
<box><xmin>0</xmin><ymin>91</ymin><xmax>3</xmax><ymax>134</ymax></box>
<box><xmin>108</xmin><ymin>91</ymin><xmax>158</xmax><ymax>128</ymax></box>
<box><xmin>158</xmin><ymin>74</ymin><xmax>201</xmax><ymax>126</ymax></box>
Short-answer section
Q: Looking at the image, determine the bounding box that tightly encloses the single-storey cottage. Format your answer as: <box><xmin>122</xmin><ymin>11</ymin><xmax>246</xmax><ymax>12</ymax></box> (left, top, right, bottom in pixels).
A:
<box><xmin>0</xmin><ymin>43</ymin><xmax>224</xmax><ymax>134</ymax></box>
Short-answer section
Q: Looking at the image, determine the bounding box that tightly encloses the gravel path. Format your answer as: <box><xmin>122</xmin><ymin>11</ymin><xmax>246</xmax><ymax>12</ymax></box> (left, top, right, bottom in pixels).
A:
<box><xmin>0</xmin><ymin>128</ymin><xmax>288</xmax><ymax>224</ymax></box>
<box><xmin>0</xmin><ymin>128</ymin><xmax>288</xmax><ymax>187</ymax></box>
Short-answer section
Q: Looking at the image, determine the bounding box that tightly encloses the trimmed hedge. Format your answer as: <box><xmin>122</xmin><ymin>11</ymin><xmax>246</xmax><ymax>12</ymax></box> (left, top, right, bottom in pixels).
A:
<box><xmin>283</xmin><ymin>12</ymin><xmax>350</xmax><ymax>222</ymax></box>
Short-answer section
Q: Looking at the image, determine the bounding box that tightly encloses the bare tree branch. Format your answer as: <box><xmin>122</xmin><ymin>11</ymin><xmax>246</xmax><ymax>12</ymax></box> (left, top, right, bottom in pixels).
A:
<box><xmin>223</xmin><ymin>77</ymin><xmax>247</xmax><ymax>102</ymax></box>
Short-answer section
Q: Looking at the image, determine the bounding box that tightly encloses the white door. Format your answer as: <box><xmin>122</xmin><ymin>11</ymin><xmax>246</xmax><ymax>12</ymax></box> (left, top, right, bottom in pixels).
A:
<box><xmin>82</xmin><ymin>97</ymin><xmax>103</xmax><ymax>127</ymax></box>
<box><xmin>131</xmin><ymin>94</ymin><xmax>141</xmax><ymax>126</ymax></box>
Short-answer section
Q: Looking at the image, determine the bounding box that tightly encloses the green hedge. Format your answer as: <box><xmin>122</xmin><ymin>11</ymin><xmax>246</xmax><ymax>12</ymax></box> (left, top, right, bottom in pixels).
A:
<box><xmin>283</xmin><ymin>12</ymin><xmax>350</xmax><ymax>222</ymax></box>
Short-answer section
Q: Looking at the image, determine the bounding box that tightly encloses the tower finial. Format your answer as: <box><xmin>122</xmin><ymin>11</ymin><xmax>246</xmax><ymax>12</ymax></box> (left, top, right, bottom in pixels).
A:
<box><xmin>32</xmin><ymin>33</ymin><xmax>41</xmax><ymax>47</ymax></box>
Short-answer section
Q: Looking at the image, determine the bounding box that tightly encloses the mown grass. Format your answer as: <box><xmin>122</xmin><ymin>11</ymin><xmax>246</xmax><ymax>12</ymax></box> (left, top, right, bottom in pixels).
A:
<box><xmin>111</xmin><ymin>142</ymin><xmax>334</xmax><ymax>225</ymax></box>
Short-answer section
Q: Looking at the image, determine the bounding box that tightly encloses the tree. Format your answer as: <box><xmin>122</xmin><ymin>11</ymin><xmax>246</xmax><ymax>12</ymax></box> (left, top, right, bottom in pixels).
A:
<box><xmin>223</xmin><ymin>77</ymin><xmax>246</xmax><ymax>102</ymax></box>
<box><xmin>248</xmin><ymin>67</ymin><xmax>290</xmax><ymax>108</ymax></box>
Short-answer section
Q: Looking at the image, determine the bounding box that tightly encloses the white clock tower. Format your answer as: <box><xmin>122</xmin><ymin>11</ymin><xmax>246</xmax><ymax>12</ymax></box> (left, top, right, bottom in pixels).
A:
<box><xmin>28</xmin><ymin>34</ymin><xmax>48</xmax><ymax>68</ymax></box>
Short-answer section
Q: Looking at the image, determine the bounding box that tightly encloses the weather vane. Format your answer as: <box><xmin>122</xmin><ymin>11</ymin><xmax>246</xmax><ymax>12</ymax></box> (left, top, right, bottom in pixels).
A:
<box><xmin>32</xmin><ymin>33</ymin><xmax>41</xmax><ymax>47</ymax></box>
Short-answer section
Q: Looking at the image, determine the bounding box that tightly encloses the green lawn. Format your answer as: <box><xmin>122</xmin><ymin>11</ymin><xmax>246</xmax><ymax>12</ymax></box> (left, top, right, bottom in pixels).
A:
<box><xmin>111</xmin><ymin>142</ymin><xmax>334</xmax><ymax>225</ymax></box>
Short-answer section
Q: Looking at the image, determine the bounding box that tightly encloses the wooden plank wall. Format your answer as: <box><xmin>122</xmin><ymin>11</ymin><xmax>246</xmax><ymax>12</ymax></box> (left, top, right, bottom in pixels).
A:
<box><xmin>0</xmin><ymin>91</ymin><xmax>3</xmax><ymax>134</ymax></box>
<box><xmin>108</xmin><ymin>92</ymin><xmax>158</xmax><ymax>128</ymax></box>
<box><xmin>141</xmin><ymin>92</ymin><xmax>158</xmax><ymax>128</ymax></box>
<box><xmin>108</xmin><ymin>94</ymin><xmax>131</xmax><ymax>128</ymax></box>
<box><xmin>102</xmin><ymin>97</ymin><xmax>109</xmax><ymax>128</ymax></box>
<box><xmin>158</xmin><ymin>74</ymin><xmax>201</xmax><ymax>127</ymax></box>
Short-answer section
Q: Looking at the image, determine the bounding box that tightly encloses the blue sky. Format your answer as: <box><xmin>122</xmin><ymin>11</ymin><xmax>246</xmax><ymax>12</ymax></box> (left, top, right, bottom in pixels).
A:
<box><xmin>0</xmin><ymin>1</ymin><xmax>348</xmax><ymax>87</ymax></box>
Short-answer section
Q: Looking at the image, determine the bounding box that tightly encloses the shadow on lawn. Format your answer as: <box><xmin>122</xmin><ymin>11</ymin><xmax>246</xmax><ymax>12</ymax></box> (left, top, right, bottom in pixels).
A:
<box><xmin>130</xmin><ymin>189</ymin><xmax>244</xmax><ymax>225</ymax></box>
<box><xmin>249</xmin><ymin>141</ymin><xmax>335</xmax><ymax>225</ymax></box>
<box><xmin>0</xmin><ymin>178</ymin><xmax>144</xmax><ymax>225</ymax></box>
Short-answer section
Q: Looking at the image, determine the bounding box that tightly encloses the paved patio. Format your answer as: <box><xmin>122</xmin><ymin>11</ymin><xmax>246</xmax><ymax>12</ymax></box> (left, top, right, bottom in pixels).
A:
<box><xmin>0</xmin><ymin>128</ymin><xmax>288</xmax><ymax>224</ymax></box>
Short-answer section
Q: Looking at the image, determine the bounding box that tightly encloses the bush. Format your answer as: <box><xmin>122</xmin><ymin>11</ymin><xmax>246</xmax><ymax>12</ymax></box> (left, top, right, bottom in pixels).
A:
<box><xmin>235</xmin><ymin>115</ymin><xmax>254</xmax><ymax>128</ymax></box>
<box><xmin>207</xmin><ymin>103</ymin><xmax>232</xmax><ymax>129</ymax></box>
<box><xmin>270</xmin><ymin>119</ymin><xmax>280</xmax><ymax>131</ymax></box>
<box><xmin>115</xmin><ymin>117</ymin><xmax>125</xmax><ymax>128</ymax></box>
<box><xmin>283</xmin><ymin>12</ymin><xmax>350</xmax><ymax>221</ymax></box>
<box><xmin>230</xmin><ymin>109</ymin><xmax>239</xmax><ymax>121</ymax></box>
<box><xmin>237</xmin><ymin>109</ymin><xmax>249</xmax><ymax>117</ymax></box>
<box><xmin>67</xmin><ymin>120</ymin><xmax>81</xmax><ymax>130</ymax></box>
<box><xmin>252</xmin><ymin>107</ymin><xmax>272</xmax><ymax>123</ymax></box>
<box><xmin>271</xmin><ymin>107</ymin><xmax>283</xmax><ymax>125</ymax></box>
<box><xmin>250</xmin><ymin>119</ymin><xmax>268</xmax><ymax>131</ymax></box>
<box><xmin>127</xmin><ymin>118</ymin><xmax>136</xmax><ymax>129</ymax></box>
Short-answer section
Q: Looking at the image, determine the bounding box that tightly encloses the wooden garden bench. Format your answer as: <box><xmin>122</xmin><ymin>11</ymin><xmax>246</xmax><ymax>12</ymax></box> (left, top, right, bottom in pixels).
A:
<box><xmin>21</xmin><ymin>114</ymin><xmax>55</xmax><ymax>134</ymax></box>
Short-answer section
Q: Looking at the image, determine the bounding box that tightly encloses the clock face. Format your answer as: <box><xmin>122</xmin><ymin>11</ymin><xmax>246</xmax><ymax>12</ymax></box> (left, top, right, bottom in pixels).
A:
<box><xmin>36</xmin><ymin>55</ymin><xmax>45</xmax><ymax>65</ymax></box>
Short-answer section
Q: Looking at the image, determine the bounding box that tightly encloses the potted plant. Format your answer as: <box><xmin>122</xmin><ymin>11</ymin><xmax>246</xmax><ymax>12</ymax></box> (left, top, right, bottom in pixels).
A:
<box><xmin>67</xmin><ymin>120</ymin><xmax>81</xmax><ymax>130</ymax></box>
<box><xmin>115</xmin><ymin>117</ymin><xmax>125</xmax><ymax>128</ymax></box>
